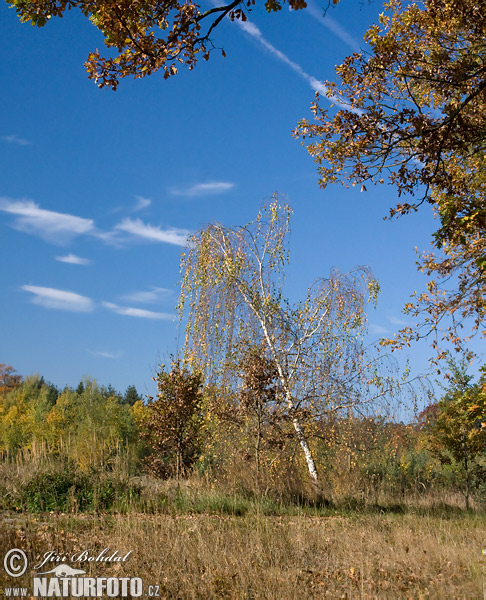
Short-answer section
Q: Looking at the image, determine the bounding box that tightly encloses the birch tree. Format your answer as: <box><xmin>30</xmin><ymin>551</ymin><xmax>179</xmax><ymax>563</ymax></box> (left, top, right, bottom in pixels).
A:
<box><xmin>178</xmin><ymin>199</ymin><xmax>397</xmax><ymax>489</ymax></box>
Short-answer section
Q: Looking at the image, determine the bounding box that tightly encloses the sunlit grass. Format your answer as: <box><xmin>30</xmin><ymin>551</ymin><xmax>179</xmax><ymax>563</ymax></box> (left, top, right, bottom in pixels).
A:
<box><xmin>1</xmin><ymin>509</ymin><xmax>484</xmax><ymax>598</ymax></box>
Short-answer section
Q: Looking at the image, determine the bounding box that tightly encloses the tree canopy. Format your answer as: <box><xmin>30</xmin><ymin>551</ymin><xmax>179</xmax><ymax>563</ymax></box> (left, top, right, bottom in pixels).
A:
<box><xmin>178</xmin><ymin>199</ymin><xmax>407</xmax><ymax>488</ymax></box>
<box><xmin>7</xmin><ymin>0</ymin><xmax>315</xmax><ymax>89</ymax></box>
<box><xmin>424</xmin><ymin>356</ymin><xmax>486</xmax><ymax>508</ymax></box>
<box><xmin>142</xmin><ymin>360</ymin><xmax>204</xmax><ymax>479</ymax></box>
<box><xmin>294</xmin><ymin>0</ymin><xmax>486</xmax><ymax>359</ymax></box>
<box><xmin>0</xmin><ymin>364</ymin><xmax>21</xmax><ymax>396</ymax></box>
<box><xmin>0</xmin><ymin>376</ymin><xmax>138</xmax><ymax>467</ymax></box>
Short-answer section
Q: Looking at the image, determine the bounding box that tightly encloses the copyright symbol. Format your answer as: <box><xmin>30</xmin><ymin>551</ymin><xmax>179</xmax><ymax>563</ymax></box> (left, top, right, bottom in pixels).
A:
<box><xmin>4</xmin><ymin>549</ymin><xmax>28</xmax><ymax>577</ymax></box>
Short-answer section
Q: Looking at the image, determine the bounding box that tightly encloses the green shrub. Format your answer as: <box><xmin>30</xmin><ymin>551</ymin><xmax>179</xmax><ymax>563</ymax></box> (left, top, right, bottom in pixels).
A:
<box><xmin>17</xmin><ymin>468</ymin><xmax>141</xmax><ymax>513</ymax></box>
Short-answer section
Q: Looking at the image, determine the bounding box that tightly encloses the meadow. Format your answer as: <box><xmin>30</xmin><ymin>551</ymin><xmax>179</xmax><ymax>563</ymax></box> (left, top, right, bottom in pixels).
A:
<box><xmin>2</xmin><ymin>496</ymin><xmax>485</xmax><ymax>599</ymax></box>
<box><xmin>1</xmin><ymin>372</ymin><xmax>485</xmax><ymax>598</ymax></box>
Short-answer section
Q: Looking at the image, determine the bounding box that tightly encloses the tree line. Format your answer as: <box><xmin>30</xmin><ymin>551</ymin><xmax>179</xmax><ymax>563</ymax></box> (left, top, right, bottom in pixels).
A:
<box><xmin>1</xmin><ymin>326</ymin><xmax>485</xmax><ymax>509</ymax></box>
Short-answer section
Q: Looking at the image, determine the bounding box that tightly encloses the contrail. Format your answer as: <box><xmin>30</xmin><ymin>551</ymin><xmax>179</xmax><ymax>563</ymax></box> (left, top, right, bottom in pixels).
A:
<box><xmin>236</xmin><ymin>19</ymin><xmax>359</xmax><ymax>112</ymax></box>
<box><xmin>306</xmin><ymin>2</ymin><xmax>361</xmax><ymax>53</ymax></box>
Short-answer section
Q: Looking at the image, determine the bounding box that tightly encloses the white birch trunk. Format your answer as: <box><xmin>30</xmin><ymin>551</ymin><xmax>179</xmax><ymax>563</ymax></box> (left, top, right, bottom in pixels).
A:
<box><xmin>259</xmin><ymin>318</ymin><xmax>320</xmax><ymax>485</ymax></box>
<box><xmin>222</xmin><ymin>239</ymin><xmax>321</xmax><ymax>488</ymax></box>
<box><xmin>291</xmin><ymin>413</ymin><xmax>319</xmax><ymax>483</ymax></box>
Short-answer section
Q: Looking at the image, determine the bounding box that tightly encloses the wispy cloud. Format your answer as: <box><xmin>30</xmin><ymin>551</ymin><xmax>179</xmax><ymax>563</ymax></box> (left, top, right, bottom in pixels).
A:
<box><xmin>90</xmin><ymin>350</ymin><xmax>123</xmax><ymax>359</ymax></box>
<box><xmin>115</xmin><ymin>218</ymin><xmax>190</xmax><ymax>247</ymax></box>
<box><xmin>121</xmin><ymin>286</ymin><xmax>171</xmax><ymax>304</ymax></box>
<box><xmin>369</xmin><ymin>324</ymin><xmax>390</xmax><ymax>335</ymax></box>
<box><xmin>2</xmin><ymin>134</ymin><xmax>31</xmax><ymax>146</ymax></box>
<box><xmin>22</xmin><ymin>285</ymin><xmax>94</xmax><ymax>312</ymax></box>
<box><xmin>55</xmin><ymin>253</ymin><xmax>91</xmax><ymax>265</ymax></box>
<box><xmin>133</xmin><ymin>196</ymin><xmax>151</xmax><ymax>211</ymax></box>
<box><xmin>387</xmin><ymin>316</ymin><xmax>408</xmax><ymax>326</ymax></box>
<box><xmin>0</xmin><ymin>198</ymin><xmax>94</xmax><ymax>244</ymax></box>
<box><xmin>102</xmin><ymin>301</ymin><xmax>174</xmax><ymax>320</ymax></box>
<box><xmin>91</xmin><ymin>229</ymin><xmax>125</xmax><ymax>247</ymax></box>
<box><xmin>306</xmin><ymin>3</ymin><xmax>361</xmax><ymax>52</ymax></box>
<box><xmin>169</xmin><ymin>181</ymin><xmax>235</xmax><ymax>197</ymax></box>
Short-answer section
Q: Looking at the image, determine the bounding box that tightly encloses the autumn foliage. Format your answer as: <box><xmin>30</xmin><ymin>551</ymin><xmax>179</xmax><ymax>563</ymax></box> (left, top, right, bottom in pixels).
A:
<box><xmin>295</xmin><ymin>0</ymin><xmax>486</xmax><ymax>359</ymax></box>
<box><xmin>7</xmin><ymin>0</ymin><xmax>312</xmax><ymax>89</ymax></box>
<box><xmin>0</xmin><ymin>359</ymin><xmax>485</xmax><ymax>510</ymax></box>
<box><xmin>0</xmin><ymin>364</ymin><xmax>21</xmax><ymax>396</ymax></box>
<box><xmin>142</xmin><ymin>360</ymin><xmax>204</xmax><ymax>479</ymax></box>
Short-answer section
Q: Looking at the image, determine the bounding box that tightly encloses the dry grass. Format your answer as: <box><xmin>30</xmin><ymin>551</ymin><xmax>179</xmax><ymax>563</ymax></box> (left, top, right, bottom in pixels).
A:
<box><xmin>1</xmin><ymin>510</ymin><xmax>485</xmax><ymax>599</ymax></box>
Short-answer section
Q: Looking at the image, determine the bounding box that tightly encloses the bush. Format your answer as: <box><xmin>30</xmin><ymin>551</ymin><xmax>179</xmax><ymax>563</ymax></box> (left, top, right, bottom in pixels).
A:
<box><xmin>16</xmin><ymin>468</ymin><xmax>140</xmax><ymax>513</ymax></box>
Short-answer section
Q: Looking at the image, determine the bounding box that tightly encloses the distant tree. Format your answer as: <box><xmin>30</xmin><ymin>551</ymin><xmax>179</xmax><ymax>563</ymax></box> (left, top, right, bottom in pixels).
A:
<box><xmin>416</xmin><ymin>402</ymin><xmax>439</xmax><ymax>433</ymax></box>
<box><xmin>0</xmin><ymin>364</ymin><xmax>21</xmax><ymax>395</ymax></box>
<box><xmin>45</xmin><ymin>378</ymin><xmax>138</xmax><ymax>469</ymax></box>
<box><xmin>75</xmin><ymin>381</ymin><xmax>85</xmax><ymax>395</ymax></box>
<box><xmin>104</xmin><ymin>384</ymin><xmax>121</xmax><ymax>401</ymax></box>
<box><xmin>295</xmin><ymin>0</ymin><xmax>486</xmax><ymax>360</ymax></box>
<box><xmin>142</xmin><ymin>360</ymin><xmax>204</xmax><ymax>479</ymax></box>
<box><xmin>123</xmin><ymin>385</ymin><xmax>142</xmax><ymax>406</ymax></box>
<box><xmin>0</xmin><ymin>375</ymin><xmax>60</xmax><ymax>454</ymax></box>
<box><xmin>44</xmin><ymin>381</ymin><xmax>59</xmax><ymax>406</ymax></box>
<box><xmin>0</xmin><ymin>386</ymin><xmax>34</xmax><ymax>454</ymax></box>
<box><xmin>0</xmin><ymin>374</ymin><xmax>142</xmax><ymax>469</ymax></box>
<box><xmin>31</xmin><ymin>376</ymin><xmax>58</xmax><ymax>406</ymax></box>
<box><xmin>428</xmin><ymin>358</ymin><xmax>486</xmax><ymax>508</ymax></box>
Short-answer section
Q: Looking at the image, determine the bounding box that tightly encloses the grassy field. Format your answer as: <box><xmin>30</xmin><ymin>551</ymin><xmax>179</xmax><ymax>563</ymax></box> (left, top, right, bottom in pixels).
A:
<box><xmin>1</xmin><ymin>507</ymin><xmax>485</xmax><ymax>599</ymax></box>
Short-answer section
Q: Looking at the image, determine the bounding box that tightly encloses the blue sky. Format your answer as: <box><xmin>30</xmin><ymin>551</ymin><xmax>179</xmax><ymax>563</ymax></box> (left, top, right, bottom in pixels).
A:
<box><xmin>0</xmin><ymin>0</ymin><xmax>473</xmax><ymax>399</ymax></box>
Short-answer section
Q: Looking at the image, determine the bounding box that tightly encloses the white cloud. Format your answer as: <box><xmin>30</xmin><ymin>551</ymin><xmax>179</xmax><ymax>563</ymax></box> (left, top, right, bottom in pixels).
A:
<box><xmin>133</xmin><ymin>196</ymin><xmax>151</xmax><ymax>211</ymax></box>
<box><xmin>91</xmin><ymin>229</ymin><xmax>124</xmax><ymax>247</ymax></box>
<box><xmin>22</xmin><ymin>285</ymin><xmax>94</xmax><ymax>312</ymax></box>
<box><xmin>369</xmin><ymin>324</ymin><xmax>390</xmax><ymax>335</ymax></box>
<box><xmin>2</xmin><ymin>134</ymin><xmax>31</xmax><ymax>146</ymax></box>
<box><xmin>90</xmin><ymin>350</ymin><xmax>123</xmax><ymax>359</ymax></box>
<box><xmin>102</xmin><ymin>301</ymin><xmax>174</xmax><ymax>320</ymax></box>
<box><xmin>0</xmin><ymin>198</ymin><xmax>94</xmax><ymax>243</ymax></box>
<box><xmin>387</xmin><ymin>316</ymin><xmax>408</xmax><ymax>326</ymax></box>
<box><xmin>169</xmin><ymin>181</ymin><xmax>235</xmax><ymax>197</ymax></box>
<box><xmin>115</xmin><ymin>218</ymin><xmax>190</xmax><ymax>246</ymax></box>
<box><xmin>55</xmin><ymin>253</ymin><xmax>91</xmax><ymax>265</ymax></box>
<box><xmin>306</xmin><ymin>3</ymin><xmax>361</xmax><ymax>52</ymax></box>
<box><xmin>121</xmin><ymin>286</ymin><xmax>171</xmax><ymax>304</ymax></box>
